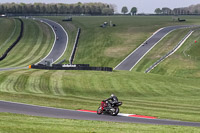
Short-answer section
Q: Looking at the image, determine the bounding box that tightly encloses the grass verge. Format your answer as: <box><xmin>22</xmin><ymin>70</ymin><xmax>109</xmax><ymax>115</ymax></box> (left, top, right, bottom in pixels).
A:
<box><xmin>0</xmin><ymin>113</ymin><xmax>200</xmax><ymax>133</ymax></box>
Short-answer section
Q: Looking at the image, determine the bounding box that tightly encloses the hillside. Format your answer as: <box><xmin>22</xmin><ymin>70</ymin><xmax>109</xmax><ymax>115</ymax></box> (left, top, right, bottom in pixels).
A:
<box><xmin>52</xmin><ymin>16</ymin><xmax>188</xmax><ymax>67</ymax></box>
<box><xmin>0</xmin><ymin>18</ymin><xmax>21</xmax><ymax>56</ymax></box>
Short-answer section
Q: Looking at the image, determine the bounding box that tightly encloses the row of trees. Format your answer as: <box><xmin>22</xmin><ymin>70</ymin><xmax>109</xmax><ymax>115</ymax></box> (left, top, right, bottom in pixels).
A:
<box><xmin>121</xmin><ymin>6</ymin><xmax>137</xmax><ymax>15</ymax></box>
<box><xmin>0</xmin><ymin>2</ymin><xmax>115</xmax><ymax>15</ymax></box>
<box><xmin>155</xmin><ymin>4</ymin><xmax>200</xmax><ymax>15</ymax></box>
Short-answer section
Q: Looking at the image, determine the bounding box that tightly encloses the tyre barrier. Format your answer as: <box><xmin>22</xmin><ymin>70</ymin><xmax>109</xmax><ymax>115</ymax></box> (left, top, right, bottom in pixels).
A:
<box><xmin>31</xmin><ymin>64</ymin><xmax>112</xmax><ymax>72</ymax></box>
<box><xmin>0</xmin><ymin>18</ymin><xmax>24</xmax><ymax>61</ymax></box>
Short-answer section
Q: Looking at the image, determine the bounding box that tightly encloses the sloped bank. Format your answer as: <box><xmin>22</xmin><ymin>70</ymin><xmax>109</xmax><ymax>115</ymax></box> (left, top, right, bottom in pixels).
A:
<box><xmin>0</xmin><ymin>18</ymin><xmax>24</xmax><ymax>61</ymax></box>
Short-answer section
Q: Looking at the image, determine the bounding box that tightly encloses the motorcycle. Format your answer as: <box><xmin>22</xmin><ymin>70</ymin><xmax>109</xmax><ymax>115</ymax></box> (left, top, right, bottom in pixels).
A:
<box><xmin>97</xmin><ymin>100</ymin><xmax>122</xmax><ymax>116</ymax></box>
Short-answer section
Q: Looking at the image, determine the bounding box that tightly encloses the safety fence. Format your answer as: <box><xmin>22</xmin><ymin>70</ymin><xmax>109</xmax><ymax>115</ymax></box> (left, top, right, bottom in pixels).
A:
<box><xmin>0</xmin><ymin>18</ymin><xmax>24</xmax><ymax>61</ymax></box>
<box><xmin>69</xmin><ymin>28</ymin><xmax>81</xmax><ymax>64</ymax></box>
<box><xmin>31</xmin><ymin>64</ymin><xmax>112</xmax><ymax>72</ymax></box>
<box><xmin>145</xmin><ymin>30</ymin><xmax>193</xmax><ymax>73</ymax></box>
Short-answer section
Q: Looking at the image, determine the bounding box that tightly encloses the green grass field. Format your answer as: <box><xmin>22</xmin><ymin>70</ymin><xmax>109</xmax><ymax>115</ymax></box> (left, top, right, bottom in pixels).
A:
<box><xmin>1</xmin><ymin>16</ymin><xmax>200</xmax><ymax>132</ymax></box>
<box><xmin>1</xmin><ymin>113</ymin><xmax>200</xmax><ymax>133</ymax></box>
<box><xmin>0</xmin><ymin>18</ymin><xmax>54</xmax><ymax>67</ymax></box>
<box><xmin>0</xmin><ymin>18</ymin><xmax>21</xmax><ymax>56</ymax></box>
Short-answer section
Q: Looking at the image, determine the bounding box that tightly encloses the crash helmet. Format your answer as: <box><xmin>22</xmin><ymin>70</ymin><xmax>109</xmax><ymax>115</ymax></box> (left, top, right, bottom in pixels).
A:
<box><xmin>111</xmin><ymin>94</ymin><xmax>115</xmax><ymax>97</ymax></box>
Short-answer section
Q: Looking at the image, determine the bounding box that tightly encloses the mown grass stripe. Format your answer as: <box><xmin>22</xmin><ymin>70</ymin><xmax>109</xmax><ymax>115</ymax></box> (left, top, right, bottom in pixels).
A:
<box><xmin>49</xmin><ymin>71</ymin><xmax>65</xmax><ymax>96</ymax></box>
<box><xmin>0</xmin><ymin>19</ymin><xmax>17</xmax><ymax>51</ymax></box>
<box><xmin>26</xmin><ymin>70</ymin><xmax>48</xmax><ymax>94</ymax></box>
<box><xmin>13</xmin><ymin>74</ymin><xmax>29</xmax><ymax>92</ymax></box>
<box><xmin>12</xmin><ymin>20</ymin><xmax>43</xmax><ymax>66</ymax></box>
<box><xmin>14</xmin><ymin>20</ymin><xmax>54</xmax><ymax>66</ymax></box>
<box><xmin>39</xmin><ymin>70</ymin><xmax>55</xmax><ymax>94</ymax></box>
<box><xmin>0</xmin><ymin>18</ymin><xmax>20</xmax><ymax>55</ymax></box>
<box><xmin>0</xmin><ymin>19</ymin><xmax>37</xmax><ymax>67</ymax></box>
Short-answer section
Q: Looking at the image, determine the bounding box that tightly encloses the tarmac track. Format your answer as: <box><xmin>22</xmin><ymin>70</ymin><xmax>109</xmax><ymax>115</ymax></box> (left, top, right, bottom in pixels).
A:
<box><xmin>0</xmin><ymin>100</ymin><xmax>200</xmax><ymax>127</ymax></box>
<box><xmin>114</xmin><ymin>25</ymin><xmax>197</xmax><ymax>71</ymax></box>
<box><xmin>36</xmin><ymin>18</ymin><xmax>68</xmax><ymax>64</ymax></box>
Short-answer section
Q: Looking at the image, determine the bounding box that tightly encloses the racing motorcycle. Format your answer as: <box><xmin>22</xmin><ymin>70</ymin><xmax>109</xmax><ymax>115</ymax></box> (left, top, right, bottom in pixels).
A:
<box><xmin>97</xmin><ymin>100</ymin><xmax>122</xmax><ymax>116</ymax></box>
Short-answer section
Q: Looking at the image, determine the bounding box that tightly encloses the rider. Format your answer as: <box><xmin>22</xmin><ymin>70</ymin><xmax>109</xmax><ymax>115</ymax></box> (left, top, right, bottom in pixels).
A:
<box><xmin>104</xmin><ymin>94</ymin><xmax>118</xmax><ymax>109</ymax></box>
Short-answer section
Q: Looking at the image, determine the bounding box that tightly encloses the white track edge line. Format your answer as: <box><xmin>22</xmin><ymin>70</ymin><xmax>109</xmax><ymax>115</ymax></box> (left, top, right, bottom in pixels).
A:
<box><xmin>129</xmin><ymin>29</ymin><xmax>175</xmax><ymax>71</ymax></box>
<box><xmin>34</xmin><ymin>19</ymin><xmax>56</xmax><ymax>65</ymax></box>
<box><xmin>130</xmin><ymin>26</ymin><xmax>193</xmax><ymax>71</ymax></box>
<box><xmin>46</xmin><ymin>19</ymin><xmax>69</xmax><ymax>64</ymax></box>
<box><xmin>114</xmin><ymin>27</ymin><xmax>164</xmax><ymax>70</ymax></box>
<box><xmin>146</xmin><ymin>30</ymin><xmax>194</xmax><ymax>73</ymax></box>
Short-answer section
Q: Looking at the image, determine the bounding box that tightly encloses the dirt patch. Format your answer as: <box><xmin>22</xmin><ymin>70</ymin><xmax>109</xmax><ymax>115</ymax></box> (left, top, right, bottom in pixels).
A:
<box><xmin>64</xmin><ymin>22</ymin><xmax>76</xmax><ymax>32</ymax></box>
<box><xmin>104</xmin><ymin>46</ymin><xmax>134</xmax><ymax>58</ymax></box>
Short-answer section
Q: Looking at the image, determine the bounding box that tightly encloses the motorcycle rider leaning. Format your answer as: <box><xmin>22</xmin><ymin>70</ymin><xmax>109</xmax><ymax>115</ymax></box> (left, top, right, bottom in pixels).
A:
<box><xmin>104</xmin><ymin>94</ymin><xmax>118</xmax><ymax>109</ymax></box>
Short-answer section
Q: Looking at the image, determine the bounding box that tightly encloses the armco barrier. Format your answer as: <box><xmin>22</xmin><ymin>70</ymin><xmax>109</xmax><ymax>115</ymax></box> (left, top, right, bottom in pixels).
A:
<box><xmin>69</xmin><ymin>28</ymin><xmax>81</xmax><ymax>64</ymax></box>
<box><xmin>0</xmin><ymin>18</ymin><xmax>24</xmax><ymax>61</ymax></box>
<box><xmin>31</xmin><ymin>64</ymin><xmax>112</xmax><ymax>72</ymax></box>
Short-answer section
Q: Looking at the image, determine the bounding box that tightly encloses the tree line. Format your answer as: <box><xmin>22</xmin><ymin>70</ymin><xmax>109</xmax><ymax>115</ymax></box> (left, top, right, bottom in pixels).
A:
<box><xmin>121</xmin><ymin>6</ymin><xmax>137</xmax><ymax>15</ymax></box>
<box><xmin>155</xmin><ymin>4</ymin><xmax>200</xmax><ymax>15</ymax></box>
<box><xmin>0</xmin><ymin>2</ymin><xmax>115</xmax><ymax>15</ymax></box>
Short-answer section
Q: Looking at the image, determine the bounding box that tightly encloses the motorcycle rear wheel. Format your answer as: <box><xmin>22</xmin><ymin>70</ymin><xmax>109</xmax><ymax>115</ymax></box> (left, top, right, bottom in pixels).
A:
<box><xmin>111</xmin><ymin>107</ymin><xmax>119</xmax><ymax>116</ymax></box>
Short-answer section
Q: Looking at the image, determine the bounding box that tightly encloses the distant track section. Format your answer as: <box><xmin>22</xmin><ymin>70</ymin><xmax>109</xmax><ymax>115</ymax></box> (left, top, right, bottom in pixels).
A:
<box><xmin>36</xmin><ymin>18</ymin><xmax>68</xmax><ymax>65</ymax></box>
<box><xmin>0</xmin><ymin>18</ymin><xmax>23</xmax><ymax>61</ymax></box>
<box><xmin>114</xmin><ymin>25</ymin><xmax>197</xmax><ymax>71</ymax></box>
<box><xmin>145</xmin><ymin>30</ymin><xmax>194</xmax><ymax>73</ymax></box>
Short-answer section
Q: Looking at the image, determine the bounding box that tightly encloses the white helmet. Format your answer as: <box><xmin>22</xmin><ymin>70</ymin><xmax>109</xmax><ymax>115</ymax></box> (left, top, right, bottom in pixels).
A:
<box><xmin>111</xmin><ymin>94</ymin><xmax>114</xmax><ymax>97</ymax></box>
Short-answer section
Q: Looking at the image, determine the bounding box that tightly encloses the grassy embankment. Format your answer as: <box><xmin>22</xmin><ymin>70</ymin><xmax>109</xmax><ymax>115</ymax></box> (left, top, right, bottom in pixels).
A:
<box><xmin>0</xmin><ymin>18</ymin><xmax>54</xmax><ymax>68</ymax></box>
<box><xmin>0</xmin><ymin>18</ymin><xmax>21</xmax><ymax>56</ymax></box>
<box><xmin>50</xmin><ymin>16</ymin><xmax>186</xmax><ymax>66</ymax></box>
<box><xmin>1</xmin><ymin>16</ymin><xmax>200</xmax><ymax>132</ymax></box>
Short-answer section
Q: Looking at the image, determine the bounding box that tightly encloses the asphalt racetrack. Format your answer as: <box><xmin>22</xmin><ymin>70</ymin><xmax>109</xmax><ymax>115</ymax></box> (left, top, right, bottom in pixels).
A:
<box><xmin>36</xmin><ymin>18</ymin><xmax>68</xmax><ymax>64</ymax></box>
<box><xmin>114</xmin><ymin>25</ymin><xmax>197</xmax><ymax>71</ymax></box>
<box><xmin>0</xmin><ymin>100</ymin><xmax>200</xmax><ymax>127</ymax></box>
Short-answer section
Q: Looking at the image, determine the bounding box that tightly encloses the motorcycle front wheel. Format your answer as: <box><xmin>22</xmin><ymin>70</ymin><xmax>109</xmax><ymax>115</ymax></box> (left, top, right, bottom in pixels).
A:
<box><xmin>97</xmin><ymin>107</ymin><xmax>103</xmax><ymax>115</ymax></box>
